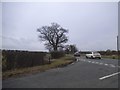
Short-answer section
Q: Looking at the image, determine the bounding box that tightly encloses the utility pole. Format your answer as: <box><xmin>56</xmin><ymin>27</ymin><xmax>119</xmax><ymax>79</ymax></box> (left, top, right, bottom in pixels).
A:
<box><xmin>117</xmin><ymin>35</ymin><xmax>119</xmax><ymax>60</ymax></box>
<box><xmin>117</xmin><ymin>36</ymin><xmax>119</xmax><ymax>52</ymax></box>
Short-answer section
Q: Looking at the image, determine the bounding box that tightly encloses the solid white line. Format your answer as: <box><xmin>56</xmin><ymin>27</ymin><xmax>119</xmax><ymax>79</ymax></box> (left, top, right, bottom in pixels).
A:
<box><xmin>99</xmin><ymin>72</ymin><xmax>120</xmax><ymax>80</ymax></box>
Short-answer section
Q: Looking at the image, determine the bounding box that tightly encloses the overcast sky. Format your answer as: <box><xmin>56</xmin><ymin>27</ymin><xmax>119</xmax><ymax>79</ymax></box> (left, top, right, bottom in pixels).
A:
<box><xmin>2</xmin><ymin>2</ymin><xmax>118</xmax><ymax>51</ymax></box>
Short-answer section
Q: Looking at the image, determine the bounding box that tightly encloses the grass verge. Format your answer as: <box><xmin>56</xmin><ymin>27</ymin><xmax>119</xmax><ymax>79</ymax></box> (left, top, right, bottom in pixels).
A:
<box><xmin>102</xmin><ymin>55</ymin><xmax>119</xmax><ymax>59</ymax></box>
<box><xmin>3</xmin><ymin>54</ymin><xmax>75</xmax><ymax>80</ymax></box>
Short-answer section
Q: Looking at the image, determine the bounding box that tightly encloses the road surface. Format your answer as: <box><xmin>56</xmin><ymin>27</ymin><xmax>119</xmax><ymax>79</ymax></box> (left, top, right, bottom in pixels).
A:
<box><xmin>2</xmin><ymin>57</ymin><xmax>119</xmax><ymax>88</ymax></box>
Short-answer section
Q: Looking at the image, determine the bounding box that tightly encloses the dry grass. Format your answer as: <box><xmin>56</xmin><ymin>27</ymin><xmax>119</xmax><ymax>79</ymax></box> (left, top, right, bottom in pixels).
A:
<box><xmin>3</xmin><ymin>54</ymin><xmax>75</xmax><ymax>79</ymax></box>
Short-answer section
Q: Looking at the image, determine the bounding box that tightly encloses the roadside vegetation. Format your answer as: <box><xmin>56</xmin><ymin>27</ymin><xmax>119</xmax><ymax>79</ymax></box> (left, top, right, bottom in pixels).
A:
<box><xmin>3</xmin><ymin>54</ymin><xmax>75</xmax><ymax>79</ymax></box>
<box><xmin>99</xmin><ymin>50</ymin><xmax>119</xmax><ymax>59</ymax></box>
<box><xmin>102</xmin><ymin>55</ymin><xmax>119</xmax><ymax>59</ymax></box>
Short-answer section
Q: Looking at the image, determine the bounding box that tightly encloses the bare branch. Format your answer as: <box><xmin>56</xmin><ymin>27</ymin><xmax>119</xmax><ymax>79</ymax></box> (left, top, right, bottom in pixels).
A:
<box><xmin>37</xmin><ymin>23</ymin><xmax>68</xmax><ymax>51</ymax></box>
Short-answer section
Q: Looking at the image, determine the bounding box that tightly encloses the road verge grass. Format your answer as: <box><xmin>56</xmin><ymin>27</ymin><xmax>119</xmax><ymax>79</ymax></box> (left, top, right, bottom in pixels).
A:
<box><xmin>3</xmin><ymin>54</ymin><xmax>75</xmax><ymax>80</ymax></box>
<box><xmin>102</xmin><ymin>55</ymin><xmax>119</xmax><ymax>59</ymax></box>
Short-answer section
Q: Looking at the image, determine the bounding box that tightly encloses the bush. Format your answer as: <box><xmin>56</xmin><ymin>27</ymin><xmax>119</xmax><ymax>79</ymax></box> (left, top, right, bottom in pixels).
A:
<box><xmin>50</xmin><ymin>51</ymin><xmax>65</xmax><ymax>59</ymax></box>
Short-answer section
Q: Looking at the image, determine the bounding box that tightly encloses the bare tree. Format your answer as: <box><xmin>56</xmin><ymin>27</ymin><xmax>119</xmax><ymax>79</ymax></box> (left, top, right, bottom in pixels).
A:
<box><xmin>69</xmin><ymin>45</ymin><xmax>78</xmax><ymax>53</ymax></box>
<box><xmin>37</xmin><ymin>23</ymin><xmax>68</xmax><ymax>51</ymax></box>
<box><xmin>64</xmin><ymin>44</ymin><xmax>78</xmax><ymax>54</ymax></box>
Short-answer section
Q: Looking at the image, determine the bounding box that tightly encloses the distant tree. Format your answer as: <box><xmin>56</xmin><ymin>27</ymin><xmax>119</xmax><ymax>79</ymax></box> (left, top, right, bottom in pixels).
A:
<box><xmin>65</xmin><ymin>44</ymin><xmax>78</xmax><ymax>54</ymax></box>
<box><xmin>106</xmin><ymin>49</ymin><xmax>112</xmax><ymax>55</ymax></box>
<box><xmin>37</xmin><ymin>23</ymin><xmax>68</xmax><ymax>51</ymax></box>
<box><xmin>64</xmin><ymin>45</ymin><xmax>70</xmax><ymax>54</ymax></box>
<box><xmin>69</xmin><ymin>45</ymin><xmax>78</xmax><ymax>53</ymax></box>
<box><xmin>106</xmin><ymin>49</ymin><xmax>111</xmax><ymax>52</ymax></box>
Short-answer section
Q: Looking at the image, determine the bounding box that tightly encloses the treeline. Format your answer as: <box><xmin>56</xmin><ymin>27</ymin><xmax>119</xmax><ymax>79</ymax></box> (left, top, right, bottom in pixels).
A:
<box><xmin>2</xmin><ymin>50</ymin><xmax>47</xmax><ymax>72</ymax></box>
<box><xmin>98</xmin><ymin>50</ymin><xmax>118</xmax><ymax>55</ymax></box>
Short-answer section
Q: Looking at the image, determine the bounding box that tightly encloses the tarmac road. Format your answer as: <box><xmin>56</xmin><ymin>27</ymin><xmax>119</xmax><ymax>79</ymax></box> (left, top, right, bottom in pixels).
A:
<box><xmin>2</xmin><ymin>57</ymin><xmax>119</xmax><ymax>88</ymax></box>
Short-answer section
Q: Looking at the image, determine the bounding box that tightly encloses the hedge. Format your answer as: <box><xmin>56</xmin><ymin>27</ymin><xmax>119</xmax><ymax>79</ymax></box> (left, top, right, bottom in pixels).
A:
<box><xmin>2</xmin><ymin>50</ymin><xmax>47</xmax><ymax>72</ymax></box>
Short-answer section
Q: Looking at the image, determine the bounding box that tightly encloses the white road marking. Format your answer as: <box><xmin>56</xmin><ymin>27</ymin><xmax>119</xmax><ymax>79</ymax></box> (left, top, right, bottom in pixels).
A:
<box><xmin>71</xmin><ymin>63</ymin><xmax>74</xmax><ymax>65</ymax></box>
<box><xmin>88</xmin><ymin>61</ymin><xmax>91</xmax><ymax>63</ymax></box>
<box><xmin>91</xmin><ymin>62</ymin><xmax>95</xmax><ymax>63</ymax></box>
<box><xmin>105</xmin><ymin>64</ymin><xmax>108</xmax><ymax>66</ymax></box>
<box><xmin>77</xmin><ymin>59</ymin><xmax>79</xmax><ymax>62</ymax></box>
<box><xmin>80</xmin><ymin>59</ymin><xmax>118</xmax><ymax>68</ymax></box>
<box><xmin>99</xmin><ymin>72</ymin><xmax>120</xmax><ymax>80</ymax></box>
<box><xmin>99</xmin><ymin>63</ymin><xmax>103</xmax><ymax>65</ymax></box>
<box><xmin>95</xmin><ymin>62</ymin><xmax>99</xmax><ymax>64</ymax></box>
<box><xmin>109</xmin><ymin>64</ymin><xmax>116</xmax><ymax>68</ymax></box>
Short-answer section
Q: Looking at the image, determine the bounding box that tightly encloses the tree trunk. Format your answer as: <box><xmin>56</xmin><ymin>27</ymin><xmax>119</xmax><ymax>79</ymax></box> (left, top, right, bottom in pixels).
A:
<box><xmin>54</xmin><ymin>46</ymin><xmax>58</xmax><ymax>51</ymax></box>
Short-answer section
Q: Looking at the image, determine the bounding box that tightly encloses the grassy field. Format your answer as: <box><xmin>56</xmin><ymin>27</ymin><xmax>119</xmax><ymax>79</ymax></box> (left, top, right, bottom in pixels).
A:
<box><xmin>3</xmin><ymin>54</ymin><xmax>75</xmax><ymax>79</ymax></box>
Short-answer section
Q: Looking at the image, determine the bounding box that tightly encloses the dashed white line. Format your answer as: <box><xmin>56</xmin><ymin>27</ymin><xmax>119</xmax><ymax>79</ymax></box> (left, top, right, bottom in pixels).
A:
<box><xmin>99</xmin><ymin>72</ymin><xmax>120</xmax><ymax>80</ymax></box>
<box><xmin>95</xmin><ymin>62</ymin><xmax>99</xmax><ymax>64</ymax></box>
<box><xmin>88</xmin><ymin>61</ymin><xmax>91</xmax><ymax>63</ymax></box>
<box><xmin>105</xmin><ymin>64</ymin><xmax>108</xmax><ymax>66</ymax></box>
<box><xmin>99</xmin><ymin>63</ymin><xmax>103</xmax><ymax>65</ymax></box>
<box><xmin>91</xmin><ymin>62</ymin><xmax>95</xmax><ymax>63</ymax></box>
<box><xmin>79</xmin><ymin>59</ymin><xmax>119</xmax><ymax>68</ymax></box>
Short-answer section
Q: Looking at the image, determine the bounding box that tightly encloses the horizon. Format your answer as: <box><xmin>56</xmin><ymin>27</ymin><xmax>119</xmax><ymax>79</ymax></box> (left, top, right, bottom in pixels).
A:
<box><xmin>1</xmin><ymin>49</ymin><xmax>118</xmax><ymax>52</ymax></box>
